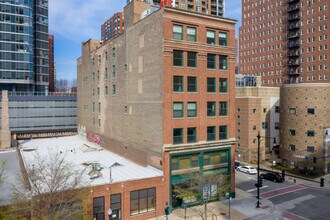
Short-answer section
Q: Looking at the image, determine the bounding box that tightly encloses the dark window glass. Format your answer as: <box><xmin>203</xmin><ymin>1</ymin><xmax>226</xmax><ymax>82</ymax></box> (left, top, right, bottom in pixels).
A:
<box><xmin>173</xmin><ymin>76</ymin><xmax>184</xmax><ymax>92</ymax></box>
<box><xmin>187</xmin><ymin>127</ymin><xmax>197</xmax><ymax>143</ymax></box>
<box><xmin>307</xmin><ymin>130</ymin><xmax>315</xmax><ymax>137</ymax></box>
<box><xmin>219</xmin><ymin>55</ymin><xmax>228</xmax><ymax>70</ymax></box>
<box><xmin>307</xmin><ymin>146</ymin><xmax>315</xmax><ymax>152</ymax></box>
<box><xmin>219</xmin><ymin>78</ymin><xmax>228</xmax><ymax>93</ymax></box>
<box><xmin>289</xmin><ymin>144</ymin><xmax>296</xmax><ymax>151</ymax></box>
<box><xmin>219</xmin><ymin>102</ymin><xmax>228</xmax><ymax>116</ymax></box>
<box><xmin>173</xmin><ymin>128</ymin><xmax>183</xmax><ymax>144</ymax></box>
<box><xmin>207</xmin><ymin>102</ymin><xmax>216</xmax><ymax>116</ymax></box>
<box><xmin>219</xmin><ymin>32</ymin><xmax>228</xmax><ymax>46</ymax></box>
<box><xmin>130</xmin><ymin>188</ymin><xmax>156</xmax><ymax>215</ymax></box>
<box><xmin>93</xmin><ymin>197</ymin><xmax>104</xmax><ymax>220</ymax></box>
<box><xmin>219</xmin><ymin>125</ymin><xmax>228</xmax><ymax>140</ymax></box>
<box><xmin>207</xmin><ymin>77</ymin><xmax>216</xmax><ymax>93</ymax></box>
<box><xmin>207</xmin><ymin>126</ymin><xmax>216</xmax><ymax>141</ymax></box>
<box><xmin>173</xmin><ymin>102</ymin><xmax>184</xmax><ymax>118</ymax></box>
<box><xmin>187</xmin><ymin>76</ymin><xmax>197</xmax><ymax>92</ymax></box>
<box><xmin>307</xmin><ymin>108</ymin><xmax>315</xmax><ymax>115</ymax></box>
<box><xmin>290</xmin><ymin>129</ymin><xmax>296</xmax><ymax>136</ymax></box>
<box><xmin>173</xmin><ymin>50</ymin><xmax>184</xmax><ymax>66</ymax></box>
<box><xmin>207</xmin><ymin>54</ymin><xmax>216</xmax><ymax>69</ymax></box>
<box><xmin>187</xmin><ymin>52</ymin><xmax>197</xmax><ymax>67</ymax></box>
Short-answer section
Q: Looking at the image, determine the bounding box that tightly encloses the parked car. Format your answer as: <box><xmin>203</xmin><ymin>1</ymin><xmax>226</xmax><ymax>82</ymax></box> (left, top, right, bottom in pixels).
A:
<box><xmin>237</xmin><ymin>166</ymin><xmax>257</xmax><ymax>174</ymax></box>
<box><xmin>260</xmin><ymin>172</ymin><xmax>284</xmax><ymax>183</ymax></box>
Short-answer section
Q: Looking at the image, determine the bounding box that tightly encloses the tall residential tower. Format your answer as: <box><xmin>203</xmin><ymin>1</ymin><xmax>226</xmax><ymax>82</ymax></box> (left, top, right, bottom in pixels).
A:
<box><xmin>0</xmin><ymin>0</ymin><xmax>49</xmax><ymax>93</ymax></box>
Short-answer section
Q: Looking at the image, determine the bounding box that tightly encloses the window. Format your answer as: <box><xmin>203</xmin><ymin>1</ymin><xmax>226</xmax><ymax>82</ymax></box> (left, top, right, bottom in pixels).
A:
<box><xmin>207</xmin><ymin>30</ymin><xmax>215</xmax><ymax>44</ymax></box>
<box><xmin>180</xmin><ymin>156</ymin><xmax>190</xmax><ymax>169</ymax></box>
<box><xmin>110</xmin><ymin>194</ymin><xmax>121</xmax><ymax>218</ymax></box>
<box><xmin>307</xmin><ymin>130</ymin><xmax>315</xmax><ymax>137</ymax></box>
<box><xmin>187</xmin><ymin>127</ymin><xmax>197</xmax><ymax>143</ymax></box>
<box><xmin>187</xmin><ymin>102</ymin><xmax>197</xmax><ymax>117</ymax></box>
<box><xmin>307</xmin><ymin>108</ymin><xmax>315</xmax><ymax>115</ymax></box>
<box><xmin>93</xmin><ymin>197</ymin><xmax>104</xmax><ymax>220</ymax></box>
<box><xmin>289</xmin><ymin>108</ymin><xmax>296</xmax><ymax>115</ymax></box>
<box><xmin>263</xmin><ymin>108</ymin><xmax>267</xmax><ymax>113</ymax></box>
<box><xmin>262</xmin><ymin>122</ymin><xmax>268</xmax><ymax>129</ymax></box>
<box><xmin>173</xmin><ymin>50</ymin><xmax>184</xmax><ymax>66</ymax></box>
<box><xmin>275</xmin><ymin>122</ymin><xmax>280</xmax><ymax>130</ymax></box>
<box><xmin>98</xmin><ymin>102</ymin><xmax>101</xmax><ymax>113</ymax></box>
<box><xmin>97</xmin><ymin>87</ymin><xmax>100</xmax><ymax>96</ymax></box>
<box><xmin>289</xmin><ymin>144</ymin><xmax>296</xmax><ymax>151</ymax></box>
<box><xmin>207</xmin><ymin>102</ymin><xmax>216</xmax><ymax>116</ymax></box>
<box><xmin>290</xmin><ymin>129</ymin><xmax>296</xmax><ymax>136</ymax></box>
<box><xmin>112</xmin><ymin>47</ymin><xmax>116</xmax><ymax>58</ymax></box>
<box><xmin>187</xmin><ymin>52</ymin><xmax>197</xmax><ymax>67</ymax></box>
<box><xmin>219</xmin><ymin>102</ymin><xmax>228</xmax><ymax>116</ymax></box>
<box><xmin>207</xmin><ymin>54</ymin><xmax>216</xmax><ymax>69</ymax></box>
<box><xmin>219</xmin><ymin>55</ymin><xmax>228</xmax><ymax>70</ymax></box>
<box><xmin>92</xmin><ymin>72</ymin><xmax>95</xmax><ymax>82</ymax></box>
<box><xmin>307</xmin><ymin>146</ymin><xmax>315</xmax><ymax>153</ymax></box>
<box><xmin>275</xmin><ymin>106</ymin><xmax>280</xmax><ymax>113</ymax></box>
<box><xmin>207</xmin><ymin>126</ymin><xmax>216</xmax><ymax>141</ymax></box>
<box><xmin>219</xmin><ymin>78</ymin><xmax>228</xmax><ymax>93</ymax></box>
<box><xmin>93</xmin><ymin>102</ymin><xmax>95</xmax><ymax>112</ymax></box>
<box><xmin>98</xmin><ymin>55</ymin><xmax>101</xmax><ymax>64</ymax></box>
<box><xmin>112</xmin><ymin>65</ymin><xmax>116</xmax><ymax>77</ymax></box>
<box><xmin>105</xmin><ymin>51</ymin><xmax>108</xmax><ymax>60</ymax></box>
<box><xmin>97</xmin><ymin>71</ymin><xmax>100</xmax><ymax>81</ymax></box>
<box><xmin>105</xmin><ymin>86</ymin><xmax>108</xmax><ymax>95</ymax></box>
<box><xmin>219</xmin><ymin>125</ymin><xmax>228</xmax><ymax>140</ymax></box>
<box><xmin>207</xmin><ymin>78</ymin><xmax>216</xmax><ymax>93</ymax></box>
<box><xmin>187</xmin><ymin>76</ymin><xmax>197</xmax><ymax>92</ymax></box>
<box><xmin>112</xmin><ymin>85</ymin><xmax>116</xmax><ymax>95</ymax></box>
<box><xmin>187</xmin><ymin>27</ymin><xmax>197</xmax><ymax>42</ymax></box>
<box><xmin>130</xmin><ymin>188</ymin><xmax>156</xmax><ymax>216</ymax></box>
<box><xmin>173</xmin><ymin>128</ymin><xmax>183</xmax><ymax>144</ymax></box>
<box><xmin>253</xmin><ymin>109</ymin><xmax>257</xmax><ymax>113</ymax></box>
<box><xmin>173</xmin><ymin>102</ymin><xmax>184</xmax><ymax>118</ymax></box>
<box><xmin>173</xmin><ymin>76</ymin><xmax>184</xmax><ymax>92</ymax></box>
<box><xmin>219</xmin><ymin>32</ymin><xmax>228</xmax><ymax>46</ymax></box>
<box><xmin>172</xmin><ymin>154</ymin><xmax>199</xmax><ymax>170</ymax></box>
<box><xmin>105</xmin><ymin>68</ymin><xmax>108</xmax><ymax>80</ymax></box>
<box><xmin>173</xmin><ymin>24</ymin><xmax>183</xmax><ymax>40</ymax></box>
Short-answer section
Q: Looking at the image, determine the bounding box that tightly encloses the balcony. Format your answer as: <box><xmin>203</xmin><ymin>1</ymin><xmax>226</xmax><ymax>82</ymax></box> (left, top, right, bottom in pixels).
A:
<box><xmin>287</xmin><ymin>69</ymin><xmax>300</xmax><ymax>75</ymax></box>
<box><xmin>287</xmin><ymin>50</ymin><xmax>300</xmax><ymax>57</ymax></box>
<box><xmin>287</xmin><ymin>0</ymin><xmax>299</xmax><ymax>4</ymax></box>
<box><xmin>287</xmin><ymin>4</ymin><xmax>300</xmax><ymax>12</ymax></box>
<box><xmin>287</xmin><ymin>22</ymin><xmax>300</xmax><ymax>30</ymax></box>
<box><xmin>287</xmin><ymin>41</ymin><xmax>300</xmax><ymax>48</ymax></box>
<box><xmin>287</xmin><ymin>59</ymin><xmax>300</xmax><ymax>66</ymax></box>
<box><xmin>287</xmin><ymin>32</ymin><xmax>300</xmax><ymax>39</ymax></box>
<box><xmin>287</xmin><ymin>13</ymin><xmax>300</xmax><ymax>21</ymax></box>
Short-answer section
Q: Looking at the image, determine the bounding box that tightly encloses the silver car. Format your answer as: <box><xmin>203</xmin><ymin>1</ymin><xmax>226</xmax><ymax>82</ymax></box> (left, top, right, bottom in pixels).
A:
<box><xmin>237</xmin><ymin>166</ymin><xmax>257</xmax><ymax>174</ymax></box>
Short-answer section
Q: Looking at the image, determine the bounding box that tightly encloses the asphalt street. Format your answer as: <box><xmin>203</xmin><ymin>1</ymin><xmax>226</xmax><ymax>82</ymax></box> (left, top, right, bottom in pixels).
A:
<box><xmin>235</xmin><ymin>170</ymin><xmax>330</xmax><ymax>220</ymax></box>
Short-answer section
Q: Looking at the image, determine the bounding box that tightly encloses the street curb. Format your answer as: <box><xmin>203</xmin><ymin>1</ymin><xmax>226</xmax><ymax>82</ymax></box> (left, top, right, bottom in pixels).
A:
<box><xmin>300</xmin><ymin>184</ymin><xmax>330</xmax><ymax>191</ymax></box>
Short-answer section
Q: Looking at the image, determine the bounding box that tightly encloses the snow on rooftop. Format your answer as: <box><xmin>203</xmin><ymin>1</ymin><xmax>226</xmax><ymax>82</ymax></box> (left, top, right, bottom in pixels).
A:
<box><xmin>19</xmin><ymin>135</ymin><xmax>163</xmax><ymax>187</ymax></box>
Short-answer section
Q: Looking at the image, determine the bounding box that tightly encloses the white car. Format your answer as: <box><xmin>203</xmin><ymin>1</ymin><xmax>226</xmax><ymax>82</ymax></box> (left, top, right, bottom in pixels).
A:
<box><xmin>237</xmin><ymin>166</ymin><xmax>257</xmax><ymax>174</ymax></box>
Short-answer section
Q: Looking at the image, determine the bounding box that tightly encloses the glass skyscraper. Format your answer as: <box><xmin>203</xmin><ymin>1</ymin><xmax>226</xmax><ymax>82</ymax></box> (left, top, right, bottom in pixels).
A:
<box><xmin>0</xmin><ymin>0</ymin><xmax>49</xmax><ymax>93</ymax></box>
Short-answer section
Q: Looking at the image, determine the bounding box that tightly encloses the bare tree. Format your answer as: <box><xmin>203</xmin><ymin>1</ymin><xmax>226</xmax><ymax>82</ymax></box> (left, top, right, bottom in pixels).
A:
<box><xmin>0</xmin><ymin>159</ymin><xmax>7</xmax><ymax>190</ymax></box>
<box><xmin>173</xmin><ymin>172</ymin><xmax>230</xmax><ymax>220</ymax></box>
<box><xmin>11</xmin><ymin>152</ymin><xmax>89</xmax><ymax>220</ymax></box>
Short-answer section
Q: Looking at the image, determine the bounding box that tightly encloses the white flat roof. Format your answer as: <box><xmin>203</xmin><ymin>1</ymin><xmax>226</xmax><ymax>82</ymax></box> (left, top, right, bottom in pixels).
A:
<box><xmin>19</xmin><ymin>135</ymin><xmax>163</xmax><ymax>188</ymax></box>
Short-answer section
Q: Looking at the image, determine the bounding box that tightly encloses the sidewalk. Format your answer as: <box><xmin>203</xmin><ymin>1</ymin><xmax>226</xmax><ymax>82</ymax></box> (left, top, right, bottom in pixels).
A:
<box><xmin>148</xmin><ymin>188</ymin><xmax>274</xmax><ymax>220</ymax></box>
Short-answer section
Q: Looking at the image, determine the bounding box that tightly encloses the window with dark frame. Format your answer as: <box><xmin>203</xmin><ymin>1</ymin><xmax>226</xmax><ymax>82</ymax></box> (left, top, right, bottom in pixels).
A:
<box><xmin>187</xmin><ymin>76</ymin><xmax>197</xmax><ymax>92</ymax></box>
<box><xmin>187</xmin><ymin>102</ymin><xmax>197</xmax><ymax>117</ymax></box>
<box><xmin>289</xmin><ymin>144</ymin><xmax>296</xmax><ymax>151</ymax></box>
<box><xmin>207</xmin><ymin>126</ymin><xmax>216</xmax><ymax>141</ymax></box>
<box><xmin>93</xmin><ymin>197</ymin><xmax>104</xmax><ymax>220</ymax></box>
<box><xmin>173</xmin><ymin>76</ymin><xmax>184</xmax><ymax>92</ymax></box>
<box><xmin>207</xmin><ymin>77</ymin><xmax>216</xmax><ymax>93</ymax></box>
<box><xmin>219</xmin><ymin>102</ymin><xmax>228</xmax><ymax>116</ymax></box>
<box><xmin>207</xmin><ymin>102</ymin><xmax>216</xmax><ymax>116</ymax></box>
<box><xmin>275</xmin><ymin>106</ymin><xmax>280</xmax><ymax>113</ymax></box>
<box><xmin>307</xmin><ymin>130</ymin><xmax>315</xmax><ymax>137</ymax></box>
<box><xmin>173</xmin><ymin>24</ymin><xmax>183</xmax><ymax>40</ymax></box>
<box><xmin>307</xmin><ymin>108</ymin><xmax>315</xmax><ymax>115</ymax></box>
<box><xmin>262</xmin><ymin>122</ymin><xmax>268</xmax><ymax>129</ymax></box>
<box><xmin>307</xmin><ymin>146</ymin><xmax>315</xmax><ymax>153</ymax></box>
<box><xmin>173</xmin><ymin>128</ymin><xmax>183</xmax><ymax>144</ymax></box>
<box><xmin>187</xmin><ymin>52</ymin><xmax>197</xmax><ymax>67</ymax></box>
<box><xmin>130</xmin><ymin>188</ymin><xmax>156</xmax><ymax>216</ymax></box>
<box><xmin>187</xmin><ymin>26</ymin><xmax>197</xmax><ymax>42</ymax></box>
<box><xmin>219</xmin><ymin>125</ymin><xmax>228</xmax><ymax>140</ymax></box>
<box><xmin>289</xmin><ymin>108</ymin><xmax>296</xmax><ymax>115</ymax></box>
<box><xmin>110</xmin><ymin>194</ymin><xmax>121</xmax><ymax>219</ymax></box>
<box><xmin>219</xmin><ymin>55</ymin><xmax>228</xmax><ymax>70</ymax></box>
<box><xmin>207</xmin><ymin>30</ymin><xmax>216</xmax><ymax>44</ymax></box>
<box><xmin>173</xmin><ymin>102</ymin><xmax>184</xmax><ymax>118</ymax></box>
<box><xmin>207</xmin><ymin>54</ymin><xmax>216</xmax><ymax>69</ymax></box>
<box><xmin>173</xmin><ymin>50</ymin><xmax>184</xmax><ymax>66</ymax></box>
<box><xmin>290</xmin><ymin>129</ymin><xmax>296</xmax><ymax>136</ymax></box>
<box><xmin>219</xmin><ymin>32</ymin><xmax>228</xmax><ymax>46</ymax></box>
<box><xmin>187</xmin><ymin>127</ymin><xmax>197</xmax><ymax>143</ymax></box>
<box><xmin>219</xmin><ymin>78</ymin><xmax>228</xmax><ymax>93</ymax></box>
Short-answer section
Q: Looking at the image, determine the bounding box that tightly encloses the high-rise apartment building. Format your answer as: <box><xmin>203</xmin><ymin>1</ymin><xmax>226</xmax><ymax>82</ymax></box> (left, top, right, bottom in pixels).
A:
<box><xmin>48</xmin><ymin>34</ymin><xmax>55</xmax><ymax>92</ymax></box>
<box><xmin>78</xmin><ymin>0</ymin><xmax>236</xmax><ymax>210</ymax></box>
<box><xmin>101</xmin><ymin>12</ymin><xmax>124</xmax><ymax>43</ymax></box>
<box><xmin>0</xmin><ymin>0</ymin><xmax>49</xmax><ymax>93</ymax></box>
<box><xmin>239</xmin><ymin>0</ymin><xmax>329</xmax><ymax>86</ymax></box>
<box><xmin>127</xmin><ymin>0</ymin><xmax>225</xmax><ymax>16</ymax></box>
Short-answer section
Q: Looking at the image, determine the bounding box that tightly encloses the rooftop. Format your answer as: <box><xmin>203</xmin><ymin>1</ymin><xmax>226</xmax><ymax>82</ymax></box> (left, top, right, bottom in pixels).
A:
<box><xmin>19</xmin><ymin>135</ymin><xmax>163</xmax><ymax>188</ymax></box>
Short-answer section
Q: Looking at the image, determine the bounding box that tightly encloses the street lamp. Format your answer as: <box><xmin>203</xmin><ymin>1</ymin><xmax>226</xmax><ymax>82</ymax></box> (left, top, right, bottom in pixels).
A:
<box><xmin>256</xmin><ymin>131</ymin><xmax>277</xmax><ymax>208</ymax></box>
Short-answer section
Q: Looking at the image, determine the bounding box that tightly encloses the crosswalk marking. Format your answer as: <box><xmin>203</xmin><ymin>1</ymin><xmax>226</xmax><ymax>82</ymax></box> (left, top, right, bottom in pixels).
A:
<box><xmin>246</xmin><ymin>185</ymin><xmax>268</xmax><ymax>192</ymax></box>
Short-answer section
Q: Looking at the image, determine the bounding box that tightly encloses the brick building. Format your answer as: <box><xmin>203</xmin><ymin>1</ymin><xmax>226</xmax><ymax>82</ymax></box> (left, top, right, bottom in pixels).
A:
<box><xmin>78</xmin><ymin>0</ymin><xmax>236</xmax><ymax>211</ymax></box>
<box><xmin>101</xmin><ymin>12</ymin><xmax>124</xmax><ymax>43</ymax></box>
<box><xmin>239</xmin><ymin>0</ymin><xmax>330</xmax><ymax>86</ymax></box>
<box><xmin>235</xmin><ymin>75</ymin><xmax>280</xmax><ymax>163</ymax></box>
<box><xmin>280</xmin><ymin>83</ymin><xmax>330</xmax><ymax>174</ymax></box>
